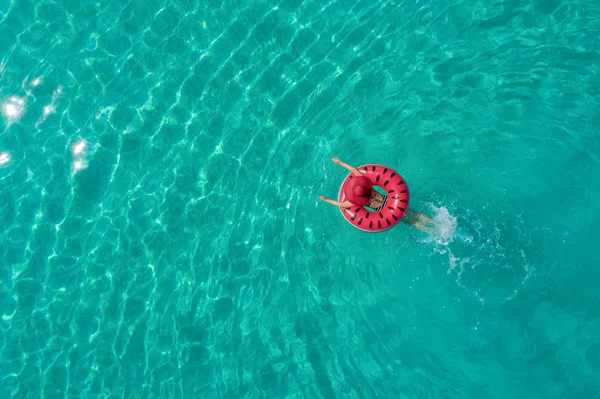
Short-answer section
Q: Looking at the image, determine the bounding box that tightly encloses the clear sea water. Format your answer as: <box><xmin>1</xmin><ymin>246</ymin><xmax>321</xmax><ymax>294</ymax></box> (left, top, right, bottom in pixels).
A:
<box><xmin>1</xmin><ymin>0</ymin><xmax>600</xmax><ymax>398</ymax></box>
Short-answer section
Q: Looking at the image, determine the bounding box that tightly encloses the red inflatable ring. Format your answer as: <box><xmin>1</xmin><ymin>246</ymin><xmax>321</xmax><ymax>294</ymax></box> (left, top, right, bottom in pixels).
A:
<box><xmin>338</xmin><ymin>164</ymin><xmax>409</xmax><ymax>232</ymax></box>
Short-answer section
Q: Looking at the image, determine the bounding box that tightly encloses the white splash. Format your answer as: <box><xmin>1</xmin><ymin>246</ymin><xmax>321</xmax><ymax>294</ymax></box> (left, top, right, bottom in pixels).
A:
<box><xmin>71</xmin><ymin>139</ymin><xmax>87</xmax><ymax>156</ymax></box>
<box><xmin>73</xmin><ymin>160</ymin><xmax>85</xmax><ymax>171</ymax></box>
<box><xmin>0</xmin><ymin>151</ymin><xmax>10</xmax><ymax>166</ymax></box>
<box><xmin>4</xmin><ymin>103</ymin><xmax>17</xmax><ymax>116</ymax></box>
<box><xmin>43</xmin><ymin>105</ymin><xmax>55</xmax><ymax>116</ymax></box>
<box><xmin>71</xmin><ymin>139</ymin><xmax>89</xmax><ymax>174</ymax></box>
<box><xmin>31</xmin><ymin>77</ymin><xmax>42</xmax><ymax>87</ymax></box>
<box><xmin>36</xmin><ymin>86</ymin><xmax>62</xmax><ymax>126</ymax></box>
<box><xmin>2</xmin><ymin>96</ymin><xmax>25</xmax><ymax>122</ymax></box>
<box><xmin>427</xmin><ymin>205</ymin><xmax>458</xmax><ymax>246</ymax></box>
<box><xmin>420</xmin><ymin>204</ymin><xmax>465</xmax><ymax>275</ymax></box>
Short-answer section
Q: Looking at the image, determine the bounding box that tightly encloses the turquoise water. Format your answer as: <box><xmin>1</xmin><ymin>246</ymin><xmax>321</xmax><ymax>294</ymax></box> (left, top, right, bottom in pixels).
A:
<box><xmin>1</xmin><ymin>0</ymin><xmax>600</xmax><ymax>397</ymax></box>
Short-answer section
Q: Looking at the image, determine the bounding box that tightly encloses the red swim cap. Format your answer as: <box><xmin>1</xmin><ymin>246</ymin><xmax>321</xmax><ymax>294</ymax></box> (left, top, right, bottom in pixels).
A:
<box><xmin>344</xmin><ymin>176</ymin><xmax>372</xmax><ymax>206</ymax></box>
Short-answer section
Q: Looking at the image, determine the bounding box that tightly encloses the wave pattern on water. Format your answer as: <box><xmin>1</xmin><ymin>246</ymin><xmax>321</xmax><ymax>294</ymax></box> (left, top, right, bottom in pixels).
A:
<box><xmin>1</xmin><ymin>0</ymin><xmax>600</xmax><ymax>398</ymax></box>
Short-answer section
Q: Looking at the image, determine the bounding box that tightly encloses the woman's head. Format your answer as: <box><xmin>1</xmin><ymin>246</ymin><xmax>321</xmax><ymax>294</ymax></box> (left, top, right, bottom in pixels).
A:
<box><xmin>344</xmin><ymin>176</ymin><xmax>373</xmax><ymax>206</ymax></box>
<box><xmin>353</xmin><ymin>185</ymin><xmax>372</xmax><ymax>198</ymax></box>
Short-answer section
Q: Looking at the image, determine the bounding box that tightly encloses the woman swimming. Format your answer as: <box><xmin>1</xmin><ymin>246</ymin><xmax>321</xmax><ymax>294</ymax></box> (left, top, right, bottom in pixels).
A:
<box><xmin>319</xmin><ymin>157</ymin><xmax>434</xmax><ymax>232</ymax></box>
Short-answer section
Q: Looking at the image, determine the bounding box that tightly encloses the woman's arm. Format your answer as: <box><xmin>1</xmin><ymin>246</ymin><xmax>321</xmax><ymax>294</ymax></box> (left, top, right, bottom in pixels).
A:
<box><xmin>332</xmin><ymin>157</ymin><xmax>362</xmax><ymax>176</ymax></box>
<box><xmin>319</xmin><ymin>196</ymin><xmax>354</xmax><ymax>208</ymax></box>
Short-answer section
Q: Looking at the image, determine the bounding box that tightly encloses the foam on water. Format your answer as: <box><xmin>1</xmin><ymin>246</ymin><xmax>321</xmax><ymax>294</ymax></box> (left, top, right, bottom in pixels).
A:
<box><xmin>419</xmin><ymin>204</ymin><xmax>471</xmax><ymax>276</ymax></box>
<box><xmin>426</xmin><ymin>204</ymin><xmax>459</xmax><ymax>246</ymax></box>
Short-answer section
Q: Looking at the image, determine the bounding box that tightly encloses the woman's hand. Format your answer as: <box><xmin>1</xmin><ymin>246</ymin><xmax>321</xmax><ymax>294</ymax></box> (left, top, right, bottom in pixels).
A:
<box><xmin>331</xmin><ymin>156</ymin><xmax>361</xmax><ymax>176</ymax></box>
<box><xmin>319</xmin><ymin>196</ymin><xmax>328</xmax><ymax>201</ymax></box>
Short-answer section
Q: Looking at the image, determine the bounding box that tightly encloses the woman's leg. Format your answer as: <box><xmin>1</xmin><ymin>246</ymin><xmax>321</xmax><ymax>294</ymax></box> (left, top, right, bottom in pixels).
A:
<box><xmin>332</xmin><ymin>157</ymin><xmax>362</xmax><ymax>176</ymax></box>
<box><xmin>407</xmin><ymin>209</ymin><xmax>433</xmax><ymax>224</ymax></box>
<box><xmin>402</xmin><ymin>214</ymin><xmax>432</xmax><ymax>232</ymax></box>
